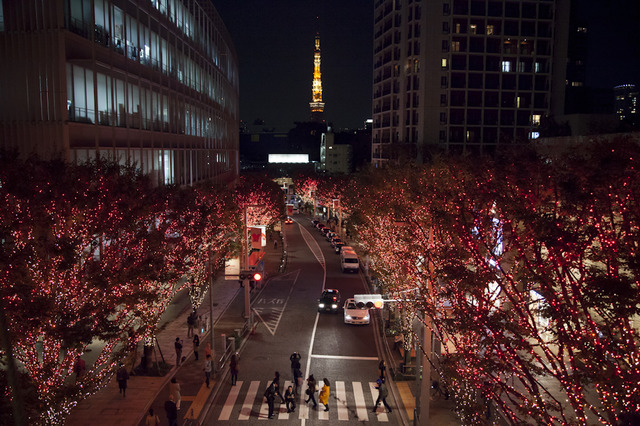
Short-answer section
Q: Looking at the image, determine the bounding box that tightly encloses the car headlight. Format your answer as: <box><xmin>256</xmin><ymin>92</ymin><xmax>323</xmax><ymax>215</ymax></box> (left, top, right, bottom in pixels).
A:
<box><xmin>332</xmin><ymin>304</ymin><xmax>338</xmax><ymax>309</ymax></box>
<box><xmin>319</xmin><ymin>303</ymin><xmax>325</xmax><ymax>308</ymax></box>
<box><xmin>345</xmin><ymin>315</ymin><xmax>352</xmax><ymax>320</ymax></box>
<box><xmin>364</xmin><ymin>314</ymin><xmax>370</xmax><ymax>320</ymax></box>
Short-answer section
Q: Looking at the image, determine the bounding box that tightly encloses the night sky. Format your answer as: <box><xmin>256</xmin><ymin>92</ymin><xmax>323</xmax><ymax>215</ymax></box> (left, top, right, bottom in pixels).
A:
<box><xmin>212</xmin><ymin>0</ymin><xmax>640</xmax><ymax>133</ymax></box>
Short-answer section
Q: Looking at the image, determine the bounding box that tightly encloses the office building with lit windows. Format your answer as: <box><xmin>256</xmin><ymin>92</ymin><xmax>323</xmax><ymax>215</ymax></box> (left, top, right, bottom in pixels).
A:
<box><xmin>0</xmin><ymin>0</ymin><xmax>239</xmax><ymax>186</ymax></box>
<box><xmin>372</xmin><ymin>0</ymin><xmax>570</xmax><ymax>165</ymax></box>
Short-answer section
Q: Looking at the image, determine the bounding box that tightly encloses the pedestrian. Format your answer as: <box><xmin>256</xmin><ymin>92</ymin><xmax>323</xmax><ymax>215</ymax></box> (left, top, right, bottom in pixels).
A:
<box><xmin>289</xmin><ymin>351</ymin><xmax>301</xmax><ymax>382</ymax></box>
<box><xmin>293</xmin><ymin>367</ymin><xmax>303</xmax><ymax>395</ymax></box>
<box><xmin>193</xmin><ymin>334</ymin><xmax>200</xmax><ymax>360</ymax></box>
<box><xmin>373</xmin><ymin>377</ymin><xmax>392</xmax><ymax>413</ymax></box>
<box><xmin>170</xmin><ymin>377</ymin><xmax>181</xmax><ymax>410</ymax></box>
<box><xmin>378</xmin><ymin>359</ymin><xmax>386</xmax><ymax>379</ymax></box>
<box><xmin>204</xmin><ymin>342</ymin><xmax>212</xmax><ymax>359</ymax></box>
<box><xmin>229</xmin><ymin>353</ymin><xmax>238</xmax><ymax>385</ymax></box>
<box><xmin>116</xmin><ymin>363</ymin><xmax>129</xmax><ymax>398</ymax></box>
<box><xmin>274</xmin><ymin>239</ymin><xmax>278</xmax><ymax>249</ymax></box>
<box><xmin>73</xmin><ymin>355</ymin><xmax>86</xmax><ymax>381</ymax></box>
<box><xmin>271</xmin><ymin>371</ymin><xmax>286</xmax><ymax>403</ymax></box>
<box><xmin>203</xmin><ymin>354</ymin><xmax>212</xmax><ymax>388</ymax></box>
<box><xmin>304</xmin><ymin>374</ymin><xmax>317</xmax><ymax>408</ymax></box>
<box><xmin>187</xmin><ymin>310</ymin><xmax>196</xmax><ymax>337</ymax></box>
<box><xmin>264</xmin><ymin>382</ymin><xmax>276</xmax><ymax>419</ymax></box>
<box><xmin>174</xmin><ymin>337</ymin><xmax>183</xmax><ymax>366</ymax></box>
<box><xmin>145</xmin><ymin>408</ymin><xmax>160</xmax><ymax>426</ymax></box>
<box><xmin>164</xmin><ymin>395</ymin><xmax>178</xmax><ymax>426</ymax></box>
<box><xmin>319</xmin><ymin>378</ymin><xmax>330</xmax><ymax>411</ymax></box>
<box><xmin>284</xmin><ymin>385</ymin><xmax>296</xmax><ymax>413</ymax></box>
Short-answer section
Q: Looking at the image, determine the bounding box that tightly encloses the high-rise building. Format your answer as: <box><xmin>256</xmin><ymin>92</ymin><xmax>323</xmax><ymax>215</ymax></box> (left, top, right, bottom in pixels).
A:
<box><xmin>372</xmin><ymin>0</ymin><xmax>571</xmax><ymax>165</ymax></box>
<box><xmin>0</xmin><ymin>0</ymin><xmax>239</xmax><ymax>186</ymax></box>
<box><xmin>309</xmin><ymin>32</ymin><xmax>325</xmax><ymax>123</ymax></box>
<box><xmin>614</xmin><ymin>84</ymin><xmax>639</xmax><ymax>129</ymax></box>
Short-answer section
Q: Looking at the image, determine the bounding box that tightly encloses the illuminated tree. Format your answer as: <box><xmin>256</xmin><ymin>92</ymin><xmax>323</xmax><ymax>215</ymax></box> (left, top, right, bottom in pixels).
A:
<box><xmin>349</xmin><ymin>141</ymin><xmax>640</xmax><ymax>425</ymax></box>
<box><xmin>0</xmin><ymin>156</ymin><xmax>191</xmax><ymax>424</ymax></box>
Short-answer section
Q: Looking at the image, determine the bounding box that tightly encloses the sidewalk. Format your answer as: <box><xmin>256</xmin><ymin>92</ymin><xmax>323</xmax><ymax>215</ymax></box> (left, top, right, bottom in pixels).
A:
<box><xmin>66</xmin><ymin>233</ymin><xmax>284</xmax><ymax>426</ymax></box>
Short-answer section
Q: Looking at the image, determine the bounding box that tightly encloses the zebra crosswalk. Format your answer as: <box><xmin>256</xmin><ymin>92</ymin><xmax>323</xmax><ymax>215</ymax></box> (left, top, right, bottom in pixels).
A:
<box><xmin>217</xmin><ymin>380</ymin><xmax>392</xmax><ymax>422</ymax></box>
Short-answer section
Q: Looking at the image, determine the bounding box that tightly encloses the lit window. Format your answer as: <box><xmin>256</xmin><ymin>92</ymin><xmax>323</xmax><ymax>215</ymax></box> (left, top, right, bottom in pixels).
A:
<box><xmin>529</xmin><ymin>131</ymin><xmax>540</xmax><ymax>139</ymax></box>
<box><xmin>501</xmin><ymin>61</ymin><xmax>512</xmax><ymax>72</ymax></box>
<box><xmin>531</xmin><ymin>114</ymin><xmax>541</xmax><ymax>125</ymax></box>
<box><xmin>517</xmin><ymin>62</ymin><xmax>525</xmax><ymax>72</ymax></box>
<box><xmin>577</xmin><ymin>26</ymin><xmax>587</xmax><ymax>33</ymax></box>
<box><xmin>487</xmin><ymin>25</ymin><xmax>494</xmax><ymax>35</ymax></box>
<box><xmin>534</xmin><ymin>62</ymin><xmax>541</xmax><ymax>73</ymax></box>
<box><xmin>455</xmin><ymin>23</ymin><xmax>461</xmax><ymax>34</ymax></box>
<box><xmin>571</xmin><ymin>81</ymin><xmax>583</xmax><ymax>87</ymax></box>
<box><xmin>441</xmin><ymin>58</ymin><xmax>448</xmax><ymax>69</ymax></box>
<box><xmin>516</xmin><ymin>97</ymin><xmax>522</xmax><ymax>108</ymax></box>
<box><xmin>470</xmin><ymin>24</ymin><xmax>477</xmax><ymax>34</ymax></box>
<box><xmin>452</xmin><ymin>41</ymin><xmax>460</xmax><ymax>52</ymax></box>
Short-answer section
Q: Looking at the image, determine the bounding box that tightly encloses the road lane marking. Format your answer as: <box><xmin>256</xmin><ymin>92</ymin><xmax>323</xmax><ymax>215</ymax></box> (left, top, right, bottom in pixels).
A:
<box><xmin>335</xmin><ymin>381</ymin><xmax>349</xmax><ymax>420</ymax></box>
<box><xmin>352</xmin><ymin>381</ymin><xmax>369</xmax><ymax>422</ymax></box>
<box><xmin>239</xmin><ymin>380</ymin><xmax>259</xmax><ymax>420</ymax></box>
<box><xmin>370</xmin><ymin>381</ymin><xmax>389</xmax><ymax>421</ymax></box>
<box><xmin>310</xmin><ymin>354</ymin><xmax>379</xmax><ymax>361</ymax></box>
<box><xmin>219</xmin><ymin>380</ymin><xmax>242</xmax><ymax>420</ymax></box>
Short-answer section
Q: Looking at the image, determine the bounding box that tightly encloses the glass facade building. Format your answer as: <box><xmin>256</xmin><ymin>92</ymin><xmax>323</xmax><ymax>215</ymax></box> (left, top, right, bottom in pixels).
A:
<box><xmin>0</xmin><ymin>0</ymin><xmax>239</xmax><ymax>186</ymax></box>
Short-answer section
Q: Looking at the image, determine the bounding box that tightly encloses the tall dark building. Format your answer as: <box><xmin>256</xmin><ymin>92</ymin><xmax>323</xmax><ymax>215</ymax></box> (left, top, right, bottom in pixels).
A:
<box><xmin>371</xmin><ymin>0</ymin><xmax>571</xmax><ymax>165</ymax></box>
<box><xmin>0</xmin><ymin>0</ymin><xmax>239</xmax><ymax>186</ymax></box>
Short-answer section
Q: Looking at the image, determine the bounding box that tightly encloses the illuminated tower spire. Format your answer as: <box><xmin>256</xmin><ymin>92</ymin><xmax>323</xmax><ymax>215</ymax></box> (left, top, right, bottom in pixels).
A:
<box><xmin>309</xmin><ymin>31</ymin><xmax>325</xmax><ymax>123</ymax></box>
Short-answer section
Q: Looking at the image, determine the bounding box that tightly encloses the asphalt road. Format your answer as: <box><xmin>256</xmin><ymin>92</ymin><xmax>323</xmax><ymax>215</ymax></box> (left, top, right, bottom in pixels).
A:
<box><xmin>202</xmin><ymin>217</ymin><xmax>397</xmax><ymax>425</ymax></box>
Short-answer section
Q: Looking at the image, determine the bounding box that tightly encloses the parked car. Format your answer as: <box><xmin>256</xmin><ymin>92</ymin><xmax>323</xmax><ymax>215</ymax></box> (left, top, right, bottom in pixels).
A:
<box><xmin>325</xmin><ymin>231</ymin><xmax>337</xmax><ymax>242</ymax></box>
<box><xmin>343</xmin><ymin>298</ymin><xmax>370</xmax><ymax>325</ymax></box>
<box><xmin>318</xmin><ymin>289</ymin><xmax>341</xmax><ymax>312</ymax></box>
<box><xmin>284</xmin><ymin>217</ymin><xmax>293</xmax><ymax>224</ymax></box>
<box><xmin>311</xmin><ymin>219</ymin><xmax>319</xmax><ymax>227</ymax></box>
<box><xmin>316</xmin><ymin>223</ymin><xmax>326</xmax><ymax>231</ymax></box>
<box><xmin>331</xmin><ymin>237</ymin><xmax>343</xmax><ymax>247</ymax></box>
<box><xmin>334</xmin><ymin>241</ymin><xmax>346</xmax><ymax>254</ymax></box>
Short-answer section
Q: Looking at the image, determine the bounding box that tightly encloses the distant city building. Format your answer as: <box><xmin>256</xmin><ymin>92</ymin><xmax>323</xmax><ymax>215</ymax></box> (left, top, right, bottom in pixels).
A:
<box><xmin>309</xmin><ymin>33</ymin><xmax>326</xmax><ymax>123</ymax></box>
<box><xmin>0</xmin><ymin>0</ymin><xmax>239</xmax><ymax>186</ymax></box>
<box><xmin>371</xmin><ymin>0</ymin><xmax>571</xmax><ymax>165</ymax></box>
<box><xmin>614</xmin><ymin>84</ymin><xmax>639</xmax><ymax>128</ymax></box>
<box><xmin>320</xmin><ymin>127</ymin><xmax>352</xmax><ymax>175</ymax></box>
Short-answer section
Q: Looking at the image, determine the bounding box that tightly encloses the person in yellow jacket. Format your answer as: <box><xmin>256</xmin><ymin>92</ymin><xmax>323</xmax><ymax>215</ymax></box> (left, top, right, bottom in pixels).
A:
<box><xmin>319</xmin><ymin>378</ymin><xmax>330</xmax><ymax>411</ymax></box>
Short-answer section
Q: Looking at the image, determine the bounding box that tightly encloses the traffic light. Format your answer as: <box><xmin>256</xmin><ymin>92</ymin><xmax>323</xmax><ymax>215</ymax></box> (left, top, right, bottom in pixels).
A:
<box><xmin>239</xmin><ymin>271</ymin><xmax>262</xmax><ymax>282</ymax></box>
<box><xmin>354</xmin><ymin>294</ymin><xmax>384</xmax><ymax>309</ymax></box>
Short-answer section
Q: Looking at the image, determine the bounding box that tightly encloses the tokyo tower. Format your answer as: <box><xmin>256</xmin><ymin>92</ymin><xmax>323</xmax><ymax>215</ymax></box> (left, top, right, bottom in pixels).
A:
<box><xmin>309</xmin><ymin>32</ymin><xmax>325</xmax><ymax>123</ymax></box>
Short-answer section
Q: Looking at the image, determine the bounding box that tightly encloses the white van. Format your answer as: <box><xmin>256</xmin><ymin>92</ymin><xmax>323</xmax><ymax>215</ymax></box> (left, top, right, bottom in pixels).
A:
<box><xmin>340</xmin><ymin>249</ymin><xmax>359</xmax><ymax>273</ymax></box>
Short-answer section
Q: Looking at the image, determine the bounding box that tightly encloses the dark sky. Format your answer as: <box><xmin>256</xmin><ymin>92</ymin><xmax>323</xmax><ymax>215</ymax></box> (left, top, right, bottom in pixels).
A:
<box><xmin>212</xmin><ymin>0</ymin><xmax>373</xmax><ymax>132</ymax></box>
<box><xmin>579</xmin><ymin>0</ymin><xmax>640</xmax><ymax>88</ymax></box>
<box><xmin>212</xmin><ymin>1</ymin><xmax>640</xmax><ymax>132</ymax></box>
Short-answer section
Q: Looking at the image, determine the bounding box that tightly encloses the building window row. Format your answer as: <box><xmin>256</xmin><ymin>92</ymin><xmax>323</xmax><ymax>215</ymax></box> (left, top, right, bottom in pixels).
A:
<box><xmin>66</xmin><ymin>0</ymin><xmax>235</xmax><ymax>107</ymax></box>
<box><xmin>443</xmin><ymin>19</ymin><xmax>552</xmax><ymax>38</ymax></box>
<box><xmin>67</xmin><ymin>64</ymin><xmax>230</xmax><ymax>144</ymax></box>
<box><xmin>450</xmin><ymin>0</ymin><xmax>553</xmax><ymax>20</ymax></box>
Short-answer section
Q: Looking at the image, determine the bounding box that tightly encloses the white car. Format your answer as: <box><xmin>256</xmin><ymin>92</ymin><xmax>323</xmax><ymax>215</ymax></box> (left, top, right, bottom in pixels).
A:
<box><xmin>343</xmin><ymin>298</ymin><xmax>370</xmax><ymax>325</ymax></box>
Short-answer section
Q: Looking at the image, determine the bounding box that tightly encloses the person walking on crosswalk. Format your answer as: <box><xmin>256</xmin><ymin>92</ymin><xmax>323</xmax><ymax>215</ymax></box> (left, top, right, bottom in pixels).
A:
<box><xmin>319</xmin><ymin>378</ymin><xmax>330</xmax><ymax>412</ymax></box>
<box><xmin>304</xmin><ymin>374</ymin><xmax>318</xmax><ymax>408</ymax></box>
<box><xmin>284</xmin><ymin>385</ymin><xmax>296</xmax><ymax>413</ymax></box>
<box><xmin>264</xmin><ymin>382</ymin><xmax>276</xmax><ymax>419</ymax></box>
<box><xmin>271</xmin><ymin>371</ymin><xmax>286</xmax><ymax>404</ymax></box>
<box><xmin>373</xmin><ymin>377</ymin><xmax>392</xmax><ymax>413</ymax></box>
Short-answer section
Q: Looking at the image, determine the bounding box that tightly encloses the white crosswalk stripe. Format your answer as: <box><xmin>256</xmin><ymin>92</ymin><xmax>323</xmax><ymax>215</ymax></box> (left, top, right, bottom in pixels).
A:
<box><xmin>217</xmin><ymin>380</ymin><xmax>393</xmax><ymax>422</ymax></box>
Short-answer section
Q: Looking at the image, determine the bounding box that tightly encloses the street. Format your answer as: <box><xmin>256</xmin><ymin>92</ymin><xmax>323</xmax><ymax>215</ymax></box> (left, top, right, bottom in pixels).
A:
<box><xmin>202</xmin><ymin>216</ymin><xmax>396</xmax><ymax>424</ymax></box>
